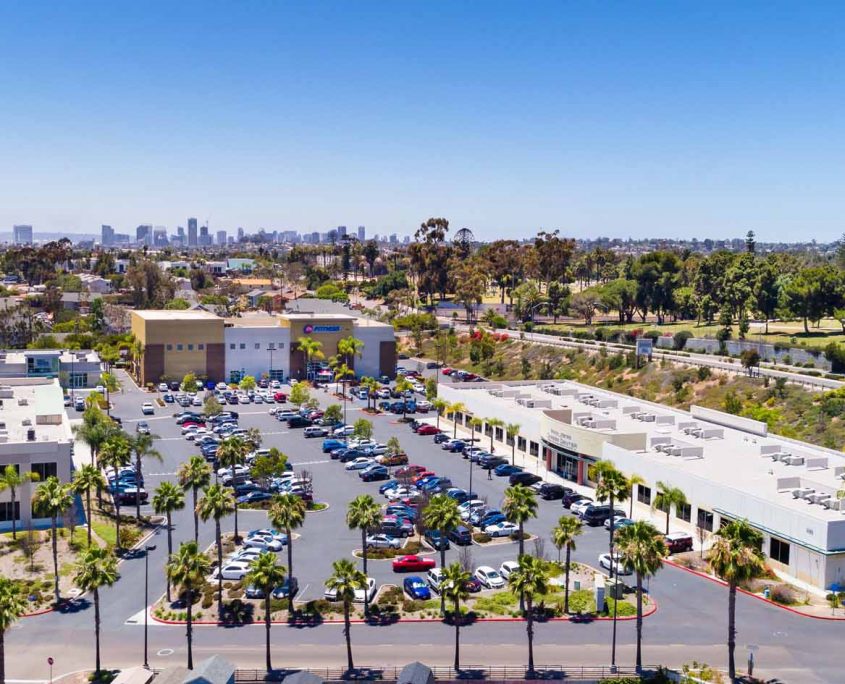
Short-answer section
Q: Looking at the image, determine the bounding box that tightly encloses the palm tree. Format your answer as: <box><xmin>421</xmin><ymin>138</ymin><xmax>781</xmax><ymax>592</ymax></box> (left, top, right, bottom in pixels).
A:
<box><xmin>32</xmin><ymin>477</ymin><xmax>74</xmax><ymax>602</ymax></box>
<box><xmin>72</xmin><ymin>464</ymin><xmax>106</xmax><ymax>547</ymax></box>
<box><xmin>130</xmin><ymin>338</ymin><xmax>145</xmax><ymax>383</ymax></box>
<box><xmin>614</xmin><ymin>521</ymin><xmax>667</xmax><ymax>672</ymax></box>
<box><xmin>217</xmin><ymin>436</ymin><xmax>248</xmax><ymax>543</ymax></box>
<box><xmin>446</xmin><ymin>401</ymin><xmax>466</xmax><ymax>438</ymax></box>
<box><xmin>246</xmin><ymin>552</ymin><xmax>287</xmax><ymax>673</ymax></box>
<box><xmin>269</xmin><ymin>493</ymin><xmax>306</xmax><ymax>616</ymax></box>
<box><xmin>153</xmin><ymin>482</ymin><xmax>186</xmax><ymax>602</ymax></box>
<box><xmin>506</xmin><ymin>423</ymin><xmax>521</xmax><ymax>465</ymax></box>
<box><xmin>132</xmin><ymin>432</ymin><xmax>162</xmax><ymax>521</ymax></box>
<box><xmin>468</xmin><ymin>416</ymin><xmax>483</xmax><ymax>447</ymax></box>
<box><xmin>440</xmin><ymin>562</ymin><xmax>471</xmax><ymax>671</ymax></box>
<box><xmin>99</xmin><ymin>371</ymin><xmax>121</xmax><ymax>416</ymax></box>
<box><xmin>394</xmin><ymin>377</ymin><xmax>415</xmax><ymax>421</ymax></box>
<box><xmin>325</xmin><ymin>558</ymin><xmax>367</xmax><ymax>672</ymax></box>
<box><xmin>178</xmin><ymin>456</ymin><xmax>212</xmax><ymax>543</ymax></box>
<box><xmin>422</xmin><ymin>494</ymin><xmax>462</xmax><ymax>615</ymax></box>
<box><xmin>653</xmin><ymin>481</ymin><xmax>687</xmax><ymax>534</ymax></box>
<box><xmin>551</xmin><ymin>516</ymin><xmax>582</xmax><ymax>614</ymax></box>
<box><xmin>98</xmin><ymin>433</ymin><xmax>132</xmax><ymax>549</ymax></box>
<box><xmin>361</xmin><ymin>376</ymin><xmax>380</xmax><ymax>412</ymax></box>
<box><xmin>0</xmin><ymin>577</ymin><xmax>27</xmax><ymax>684</ymax></box>
<box><xmin>432</xmin><ymin>398</ymin><xmax>447</xmax><ymax>430</ymax></box>
<box><xmin>166</xmin><ymin>541</ymin><xmax>211</xmax><ymax>670</ymax></box>
<box><xmin>484</xmin><ymin>417</ymin><xmax>503</xmax><ymax>452</ymax></box>
<box><xmin>73</xmin><ymin>408</ymin><xmax>115</xmax><ymax>467</ymax></box>
<box><xmin>503</xmin><ymin>484</ymin><xmax>539</xmax><ymax>611</ymax></box>
<box><xmin>346</xmin><ymin>495</ymin><xmax>382</xmax><ymax>617</ymax></box>
<box><xmin>0</xmin><ymin>464</ymin><xmax>39</xmax><ymax>540</ymax></box>
<box><xmin>709</xmin><ymin>519</ymin><xmax>766</xmax><ymax>683</ymax></box>
<box><xmin>509</xmin><ymin>554</ymin><xmax>551</xmax><ymax>676</ymax></box>
<box><xmin>338</xmin><ymin>335</ymin><xmax>364</xmax><ymax>368</ymax></box>
<box><xmin>196</xmin><ymin>484</ymin><xmax>234</xmax><ymax>618</ymax></box>
<box><xmin>626</xmin><ymin>473</ymin><xmax>645</xmax><ymax>518</ymax></box>
<box><xmin>74</xmin><ymin>546</ymin><xmax>119</xmax><ymax>674</ymax></box>
<box><xmin>296</xmin><ymin>336</ymin><xmax>323</xmax><ymax>380</ymax></box>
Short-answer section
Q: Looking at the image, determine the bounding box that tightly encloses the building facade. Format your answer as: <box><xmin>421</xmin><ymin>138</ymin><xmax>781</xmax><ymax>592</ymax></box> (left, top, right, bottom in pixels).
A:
<box><xmin>0</xmin><ymin>349</ymin><xmax>103</xmax><ymax>388</ymax></box>
<box><xmin>13</xmin><ymin>224</ymin><xmax>33</xmax><ymax>245</ymax></box>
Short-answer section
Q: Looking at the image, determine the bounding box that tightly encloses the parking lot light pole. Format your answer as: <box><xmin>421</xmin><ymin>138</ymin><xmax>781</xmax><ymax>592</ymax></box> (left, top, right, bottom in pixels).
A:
<box><xmin>144</xmin><ymin>544</ymin><xmax>157</xmax><ymax>669</ymax></box>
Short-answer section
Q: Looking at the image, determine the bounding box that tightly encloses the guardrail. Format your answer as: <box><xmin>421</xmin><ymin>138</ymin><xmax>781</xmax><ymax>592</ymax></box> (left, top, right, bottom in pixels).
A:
<box><xmin>234</xmin><ymin>664</ymin><xmax>649</xmax><ymax>682</ymax></box>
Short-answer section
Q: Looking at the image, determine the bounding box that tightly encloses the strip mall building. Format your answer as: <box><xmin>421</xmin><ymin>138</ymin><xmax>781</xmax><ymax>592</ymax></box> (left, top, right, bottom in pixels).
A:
<box><xmin>130</xmin><ymin>310</ymin><xmax>396</xmax><ymax>385</ymax></box>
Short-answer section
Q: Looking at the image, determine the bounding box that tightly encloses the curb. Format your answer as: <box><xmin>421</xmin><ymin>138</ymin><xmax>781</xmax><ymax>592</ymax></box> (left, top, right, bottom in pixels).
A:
<box><xmin>664</xmin><ymin>559</ymin><xmax>845</xmax><ymax>621</ymax></box>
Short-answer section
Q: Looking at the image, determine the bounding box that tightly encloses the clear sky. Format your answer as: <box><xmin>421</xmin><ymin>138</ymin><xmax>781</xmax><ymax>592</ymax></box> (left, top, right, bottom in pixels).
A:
<box><xmin>2</xmin><ymin>1</ymin><xmax>844</xmax><ymax>242</ymax></box>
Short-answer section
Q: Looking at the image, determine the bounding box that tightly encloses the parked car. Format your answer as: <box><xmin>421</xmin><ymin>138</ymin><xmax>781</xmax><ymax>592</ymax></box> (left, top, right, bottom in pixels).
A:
<box><xmin>442</xmin><ymin>439</ymin><xmax>466</xmax><ymax>452</ymax></box>
<box><xmin>433</xmin><ymin>433</ymin><xmax>449</xmax><ymax>444</ymax></box>
<box><xmin>426</xmin><ymin>568</ymin><xmax>445</xmax><ymax>593</ymax></box>
<box><xmin>141</xmin><ymin>402</ymin><xmax>155</xmax><ymax>415</ymax></box>
<box><xmin>333</xmin><ymin>425</ymin><xmax>355</xmax><ymax>436</ymax></box>
<box><xmin>448</xmin><ymin>525</ymin><xmax>473</xmax><ymax>546</ymax></box>
<box><xmin>485</xmin><ymin>521</ymin><xmax>519</xmax><ymax>537</ymax></box>
<box><xmin>604</xmin><ymin>516</ymin><xmax>634</xmax><ymax>530</ymax></box>
<box><xmin>322</xmin><ymin>438</ymin><xmax>347</xmax><ymax>453</ymax></box>
<box><xmin>381</xmin><ymin>516</ymin><xmax>414</xmax><ymax>537</ymax></box>
<box><xmin>570</xmin><ymin>499</ymin><xmax>595</xmax><ymax>517</ymax></box>
<box><xmin>494</xmin><ymin>464</ymin><xmax>522</xmax><ymax>477</ymax></box>
<box><xmin>365</xmin><ymin>534</ymin><xmax>401</xmax><ymax>550</ymax></box>
<box><xmin>345</xmin><ymin>457</ymin><xmax>375</xmax><ymax>471</ymax></box>
<box><xmin>599</xmin><ymin>553</ymin><xmax>632</xmax><ymax>576</ymax></box>
<box><xmin>377</xmin><ymin>452</ymin><xmax>408</xmax><ymax>467</ymax></box>
<box><xmin>304</xmin><ymin>426</ymin><xmax>328</xmax><ymax>438</ymax></box>
<box><xmin>360</xmin><ymin>465</ymin><xmax>390</xmax><ymax>482</ymax></box>
<box><xmin>270</xmin><ymin>577</ymin><xmax>299</xmax><ymax>600</ymax></box>
<box><xmin>538</xmin><ymin>483</ymin><xmax>570</xmax><ymax>500</ymax></box>
<box><xmin>509</xmin><ymin>472</ymin><xmax>542</xmax><ymax>487</ymax></box>
<box><xmin>664</xmin><ymin>532</ymin><xmax>694</xmax><ymax>554</ymax></box>
<box><xmin>392</xmin><ymin>555</ymin><xmax>436</xmax><ymax>573</ymax></box>
<box><xmin>563</xmin><ymin>492</ymin><xmax>591</xmax><ymax>509</ymax></box>
<box><xmin>403</xmin><ymin>576</ymin><xmax>432</xmax><ymax>600</ymax></box>
<box><xmin>499</xmin><ymin>560</ymin><xmax>520</xmax><ymax>580</ymax></box>
<box><xmin>474</xmin><ymin>566</ymin><xmax>505</xmax><ymax>589</ymax></box>
<box><xmin>424</xmin><ymin>530</ymin><xmax>450</xmax><ymax>550</ymax></box>
<box><xmin>325</xmin><ymin>577</ymin><xmax>376</xmax><ymax>603</ymax></box>
<box><xmin>237</xmin><ymin>491</ymin><xmax>273</xmax><ymax>505</ymax></box>
<box><xmin>288</xmin><ymin>416</ymin><xmax>312</xmax><ymax>428</ymax></box>
<box><xmin>218</xmin><ymin>561</ymin><xmax>250</xmax><ymax>580</ymax></box>
<box><xmin>136</xmin><ymin>421</ymin><xmax>150</xmax><ymax>434</ymax></box>
<box><xmin>580</xmin><ymin>504</ymin><xmax>616</xmax><ymax>526</ymax></box>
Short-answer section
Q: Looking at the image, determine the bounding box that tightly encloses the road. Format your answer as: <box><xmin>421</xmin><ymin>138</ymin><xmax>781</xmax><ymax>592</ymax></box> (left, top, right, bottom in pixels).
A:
<box><xmin>5</xmin><ymin>370</ymin><xmax>844</xmax><ymax>683</ymax></box>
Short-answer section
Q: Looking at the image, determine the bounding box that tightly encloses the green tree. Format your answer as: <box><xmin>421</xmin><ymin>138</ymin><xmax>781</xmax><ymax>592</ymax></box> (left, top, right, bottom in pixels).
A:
<box><xmin>626</xmin><ymin>474</ymin><xmax>645</xmax><ymax>518</ymax></box>
<box><xmin>325</xmin><ymin>558</ymin><xmax>367</xmax><ymax>672</ymax></box>
<box><xmin>740</xmin><ymin>349</ymin><xmax>761</xmax><ymax>376</ymax></box>
<box><xmin>352</xmin><ymin>418</ymin><xmax>374</xmax><ymax>441</ymax></box>
<box><xmin>446</xmin><ymin>401</ymin><xmax>466</xmax><ymax>438</ymax></box>
<box><xmin>614</xmin><ymin>521</ymin><xmax>667</xmax><ymax>673</ymax></box>
<box><xmin>484</xmin><ymin>417</ymin><xmax>503</xmax><ymax>452</ymax></box>
<box><xmin>72</xmin><ymin>463</ymin><xmax>105</xmax><ymax>547</ymax></box>
<box><xmin>204</xmin><ymin>395</ymin><xmax>223</xmax><ymax>416</ymax></box>
<box><xmin>239</xmin><ymin>375</ymin><xmax>257</xmax><ymax>392</ymax></box>
<box><xmin>506</xmin><ymin>423</ymin><xmax>521</xmax><ymax>465</ymax></box>
<box><xmin>338</xmin><ymin>335</ymin><xmax>364</xmax><ymax>367</ymax></box>
<box><xmin>0</xmin><ymin>464</ymin><xmax>39</xmax><ymax>540</ymax></box>
<box><xmin>346</xmin><ymin>494</ymin><xmax>382</xmax><ymax>617</ymax></box>
<box><xmin>166</xmin><ymin>541</ymin><xmax>211</xmax><ymax>670</ymax></box>
<box><xmin>323</xmin><ymin>404</ymin><xmax>343</xmax><ymax>426</ymax></box>
<box><xmin>296</xmin><ymin>337</ymin><xmax>324</xmax><ymax>380</ymax></box>
<box><xmin>32</xmin><ymin>477</ymin><xmax>74</xmax><ymax>602</ymax></box>
<box><xmin>250</xmin><ymin>448</ymin><xmax>289</xmax><ymax>490</ymax></box>
<box><xmin>269</xmin><ymin>493</ymin><xmax>307</xmax><ymax>616</ymax></box>
<box><xmin>178</xmin><ymin>455</ymin><xmax>212</xmax><ymax>543</ymax></box>
<box><xmin>784</xmin><ymin>265</ymin><xmax>843</xmax><ymax>334</ymax></box>
<box><xmin>432</xmin><ymin>399</ymin><xmax>447</xmax><ymax>430</ymax></box>
<box><xmin>132</xmin><ymin>432</ymin><xmax>162</xmax><ymax>521</ymax></box>
<box><xmin>289</xmin><ymin>381</ymin><xmax>312</xmax><ymax>406</ymax></box>
<box><xmin>509</xmin><ymin>554</ymin><xmax>551</xmax><ymax>675</ymax></box>
<box><xmin>246</xmin><ymin>552</ymin><xmax>287</xmax><ymax>673</ymax></box>
<box><xmin>152</xmin><ymin>481</ymin><xmax>186</xmax><ymax>602</ymax></box>
<box><xmin>394</xmin><ymin>377</ymin><xmax>415</xmax><ymax>421</ymax></box>
<box><xmin>441</xmin><ymin>562</ymin><xmax>471</xmax><ymax>670</ymax></box>
<box><xmin>386</xmin><ymin>436</ymin><xmax>402</xmax><ymax>456</ymax></box>
<box><xmin>99</xmin><ymin>371</ymin><xmax>121</xmax><ymax>416</ymax></box>
<box><xmin>181</xmin><ymin>373</ymin><xmax>199</xmax><ymax>393</ymax></box>
<box><xmin>216</xmin><ymin>436</ymin><xmax>249</xmax><ymax>542</ymax></box>
<box><xmin>551</xmin><ymin>516</ymin><xmax>582</xmax><ymax>614</ymax></box>
<box><xmin>653</xmin><ymin>482</ymin><xmax>687</xmax><ymax>534</ymax></box>
<box><xmin>709</xmin><ymin>519</ymin><xmax>766</xmax><ymax>683</ymax></box>
<box><xmin>196</xmin><ymin>483</ymin><xmax>235</xmax><ymax>618</ymax></box>
<box><xmin>74</xmin><ymin>546</ymin><xmax>119</xmax><ymax>675</ymax></box>
<box><xmin>98</xmin><ymin>433</ymin><xmax>132</xmax><ymax>548</ymax></box>
<box><xmin>0</xmin><ymin>577</ymin><xmax>28</xmax><ymax>684</ymax></box>
<box><xmin>422</xmin><ymin>494</ymin><xmax>462</xmax><ymax>614</ymax></box>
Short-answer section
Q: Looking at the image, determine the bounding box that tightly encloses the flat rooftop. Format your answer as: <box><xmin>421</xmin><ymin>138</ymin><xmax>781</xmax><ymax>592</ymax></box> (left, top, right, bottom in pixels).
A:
<box><xmin>0</xmin><ymin>378</ymin><xmax>72</xmax><ymax>444</ymax></box>
<box><xmin>132</xmin><ymin>310</ymin><xmax>221</xmax><ymax>321</ymax></box>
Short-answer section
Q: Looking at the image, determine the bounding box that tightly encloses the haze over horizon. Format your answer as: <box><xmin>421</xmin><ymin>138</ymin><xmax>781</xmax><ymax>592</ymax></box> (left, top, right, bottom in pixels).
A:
<box><xmin>2</xmin><ymin>1</ymin><xmax>845</xmax><ymax>241</ymax></box>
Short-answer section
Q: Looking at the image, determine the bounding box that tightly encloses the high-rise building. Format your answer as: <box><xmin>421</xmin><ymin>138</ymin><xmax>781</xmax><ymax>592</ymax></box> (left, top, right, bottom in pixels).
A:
<box><xmin>187</xmin><ymin>218</ymin><xmax>198</xmax><ymax>247</ymax></box>
<box><xmin>389</xmin><ymin>233</ymin><xmax>398</xmax><ymax>245</ymax></box>
<box><xmin>217</xmin><ymin>230</ymin><xmax>227</xmax><ymax>246</ymax></box>
<box><xmin>337</xmin><ymin>225</ymin><xmax>347</xmax><ymax>239</ymax></box>
<box><xmin>358</xmin><ymin>225</ymin><xmax>365</xmax><ymax>241</ymax></box>
<box><xmin>199</xmin><ymin>224</ymin><xmax>209</xmax><ymax>246</ymax></box>
<box><xmin>153</xmin><ymin>227</ymin><xmax>169</xmax><ymax>247</ymax></box>
<box><xmin>177</xmin><ymin>226</ymin><xmax>185</xmax><ymax>240</ymax></box>
<box><xmin>101</xmin><ymin>225</ymin><xmax>114</xmax><ymax>246</ymax></box>
<box><xmin>237</xmin><ymin>227</ymin><xmax>245</xmax><ymax>242</ymax></box>
<box><xmin>136</xmin><ymin>224</ymin><xmax>152</xmax><ymax>245</ymax></box>
<box><xmin>13</xmin><ymin>224</ymin><xmax>33</xmax><ymax>245</ymax></box>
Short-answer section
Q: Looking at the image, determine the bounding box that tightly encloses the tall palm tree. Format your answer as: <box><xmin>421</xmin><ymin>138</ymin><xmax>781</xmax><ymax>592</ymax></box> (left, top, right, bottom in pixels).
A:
<box><xmin>0</xmin><ymin>464</ymin><xmax>39</xmax><ymax>540</ymax></box>
<box><xmin>338</xmin><ymin>335</ymin><xmax>364</xmax><ymax>368</ymax></box>
<box><xmin>269</xmin><ymin>493</ymin><xmax>306</xmax><ymax>616</ymax></box>
<box><xmin>506</xmin><ymin>423</ymin><xmax>521</xmax><ymax>465</ymax></box>
<box><xmin>431</xmin><ymin>398</ymin><xmax>447</xmax><ymax>430</ymax></box>
<box><xmin>485</xmin><ymin>417</ymin><xmax>504</xmax><ymax>452</ymax></box>
<box><xmin>131</xmin><ymin>432</ymin><xmax>162</xmax><ymax>521</ymax></box>
<box><xmin>32</xmin><ymin>477</ymin><xmax>74</xmax><ymax>602</ymax></box>
<box><xmin>246</xmin><ymin>552</ymin><xmax>287</xmax><ymax>673</ymax></box>
<box><xmin>394</xmin><ymin>377</ymin><xmax>415</xmax><ymax>421</ymax></box>
<box><xmin>166</xmin><ymin>541</ymin><xmax>211</xmax><ymax>670</ymax></box>
<box><xmin>72</xmin><ymin>464</ymin><xmax>106</xmax><ymax>547</ymax></box>
<box><xmin>503</xmin><ymin>484</ymin><xmax>539</xmax><ymax>611</ymax></box>
<box><xmin>709</xmin><ymin>519</ymin><xmax>766</xmax><ymax>683</ymax></box>
<box><xmin>551</xmin><ymin>515</ymin><xmax>582</xmax><ymax>614</ymax></box>
<box><xmin>216</xmin><ymin>436</ymin><xmax>248</xmax><ymax>543</ymax></box>
<box><xmin>196</xmin><ymin>484</ymin><xmax>234</xmax><ymax>618</ymax></box>
<box><xmin>178</xmin><ymin>455</ymin><xmax>212</xmax><ymax>543</ymax></box>
<box><xmin>325</xmin><ymin>558</ymin><xmax>367</xmax><ymax>672</ymax></box>
<box><xmin>509</xmin><ymin>554</ymin><xmax>551</xmax><ymax>676</ymax></box>
<box><xmin>626</xmin><ymin>473</ymin><xmax>645</xmax><ymax>518</ymax></box>
<box><xmin>361</xmin><ymin>376</ymin><xmax>380</xmax><ymax>412</ymax></box>
<box><xmin>153</xmin><ymin>482</ymin><xmax>186</xmax><ymax>602</ymax></box>
<box><xmin>653</xmin><ymin>481</ymin><xmax>687</xmax><ymax>534</ymax></box>
<box><xmin>99</xmin><ymin>371</ymin><xmax>121</xmax><ymax>417</ymax></box>
<box><xmin>0</xmin><ymin>577</ymin><xmax>27</xmax><ymax>684</ymax></box>
<box><xmin>73</xmin><ymin>407</ymin><xmax>114</xmax><ymax>467</ymax></box>
<box><xmin>332</xmin><ymin>362</ymin><xmax>355</xmax><ymax>423</ymax></box>
<box><xmin>446</xmin><ymin>401</ymin><xmax>466</xmax><ymax>439</ymax></box>
<box><xmin>98</xmin><ymin>433</ymin><xmax>132</xmax><ymax>549</ymax></box>
<box><xmin>422</xmin><ymin>494</ymin><xmax>462</xmax><ymax>615</ymax></box>
<box><xmin>74</xmin><ymin>546</ymin><xmax>119</xmax><ymax>675</ymax></box>
<box><xmin>346</xmin><ymin>495</ymin><xmax>382</xmax><ymax>617</ymax></box>
<box><xmin>296</xmin><ymin>336</ymin><xmax>323</xmax><ymax>380</ymax></box>
<box><xmin>614</xmin><ymin>521</ymin><xmax>667</xmax><ymax>672</ymax></box>
<box><xmin>440</xmin><ymin>562</ymin><xmax>471</xmax><ymax>671</ymax></box>
<box><xmin>130</xmin><ymin>338</ymin><xmax>145</xmax><ymax>383</ymax></box>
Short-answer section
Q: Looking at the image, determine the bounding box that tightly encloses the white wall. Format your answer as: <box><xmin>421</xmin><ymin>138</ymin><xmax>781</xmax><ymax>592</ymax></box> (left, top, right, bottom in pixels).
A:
<box><xmin>224</xmin><ymin>327</ymin><xmax>291</xmax><ymax>381</ymax></box>
<box><xmin>353</xmin><ymin>325</ymin><xmax>394</xmax><ymax>378</ymax></box>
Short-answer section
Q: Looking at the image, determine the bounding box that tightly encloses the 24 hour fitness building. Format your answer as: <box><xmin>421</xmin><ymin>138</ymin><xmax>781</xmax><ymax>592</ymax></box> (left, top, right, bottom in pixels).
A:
<box><xmin>130</xmin><ymin>310</ymin><xmax>396</xmax><ymax>385</ymax></box>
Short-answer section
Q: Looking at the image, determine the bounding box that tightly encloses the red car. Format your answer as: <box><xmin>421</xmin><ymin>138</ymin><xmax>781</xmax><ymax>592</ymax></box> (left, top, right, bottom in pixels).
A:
<box><xmin>412</xmin><ymin>471</ymin><xmax>436</xmax><ymax>484</ymax></box>
<box><xmin>273</xmin><ymin>392</ymin><xmax>287</xmax><ymax>403</ymax></box>
<box><xmin>392</xmin><ymin>555</ymin><xmax>436</xmax><ymax>573</ymax></box>
<box><xmin>396</xmin><ymin>465</ymin><xmax>426</xmax><ymax>478</ymax></box>
<box><xmin>441</xmin><ymin>367</ymin><xmax>453</xmax><ymax>375</ymax></box>
<box><xmin>416</xmin><ymin>424</ymin><xmax>440</xmax><ymax>436</ymax></box>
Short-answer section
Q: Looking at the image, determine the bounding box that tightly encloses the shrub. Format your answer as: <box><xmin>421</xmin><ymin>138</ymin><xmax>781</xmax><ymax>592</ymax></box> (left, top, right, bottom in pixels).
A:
<box><xmin>696</xmin><ymin>366</ymin><xmax>711</xmax><ymax>381</ymax></box>
<box><xmin>472</xmin><ymin>532</ymin><xmax>492</xmax><ymax>544</ymax></box>
<box><xmin>673</xmin><ymin>330</ymin><xmax>693</xmax><ymax>350</ymax></box>
<box><xmin>769</xmin><ymin>584</ymin><xmax>800</xmax><ymax>605</ymax></box>
<box><xmin>643</xmin><ymin>330</ymin><xmax>660</xmax><ymax>342</ymax></box>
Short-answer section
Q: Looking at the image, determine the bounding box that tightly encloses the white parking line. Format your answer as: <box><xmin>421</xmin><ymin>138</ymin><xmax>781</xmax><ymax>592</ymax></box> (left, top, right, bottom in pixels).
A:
<box><xmin>291</xmin><ymin>459</ymin><xmax>331</xmax><ymax>466</ymax></box>
<box><xmin>147</xmin><ymin>472</ymin><xmax>177</xmax><ymax>477</ymax></box>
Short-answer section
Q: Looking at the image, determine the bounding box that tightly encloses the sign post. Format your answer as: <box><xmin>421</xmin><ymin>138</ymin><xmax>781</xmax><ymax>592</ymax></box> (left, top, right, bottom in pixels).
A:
<box><xmin>635</xmin><ymin>338</ymin><xmax>653</xmax><ymax>368</ymax></box>
<box><xmin>48</xmin><ymin>657</ymin><xmax>54</xmax><ymax>684</ymax></box>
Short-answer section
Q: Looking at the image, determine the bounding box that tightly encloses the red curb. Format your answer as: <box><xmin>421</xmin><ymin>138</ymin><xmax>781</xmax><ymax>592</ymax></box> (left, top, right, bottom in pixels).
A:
<box><xmin>22</xmin><ymin>605</ymin><xmax>55</xmax><ymax>618</ymax></box>
<box><xmin>664</xmin><ymin>559</ymin><xmax>845</xmax><ymax>621</ymax></box>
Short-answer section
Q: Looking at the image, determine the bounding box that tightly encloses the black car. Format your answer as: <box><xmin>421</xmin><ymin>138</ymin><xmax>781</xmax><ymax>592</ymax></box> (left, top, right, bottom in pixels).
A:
<box><xmin>169</xmin><ymin>381</ymin><xmax>181</xmax><ymax>391</ymax></box>
<box><xmin>448</xmin><ymin>525</ymin><xmax>472</xmax><ymax>546</ymax></box>
<box><xmin>288</xmin><ymin>416</ymin><xmax>312</xmax><ymax>428</ymax></box>
<box><xmin>479</xmin><ymin>455</ymin><xmax>508</xmax><ymax>470</ymax></box>
<box><xmin>433</xmin><ymin>433</ymin><xmax>449</xmax><ymax>444</ymax></box>
<box><xmin>509</xmin><ymin>472</ymin><xmax>542</xmax><ymax>487</ymax></box>
<box><xmin>424</xmin><ymin>530</ymin><xmax>450</xmax><ymax>550</ymax></box>
<box><xmin>538</xmin><ymin>483</ymin><xmax>571</xmax><ymax>500</ymax></box>
<box><xmin>581</xmin><ymin>504</ymin><xmax>615</xmax><ymax>526</ymax></box>
<box><xmin>562</xmin><ymin>491</ymin><xmax>590</xmax><ymax>509</ymax></box>
<box><xmin>270</xmin><ymin>577</ymin><xmax>299</xmax><ymax>600</ymax></box>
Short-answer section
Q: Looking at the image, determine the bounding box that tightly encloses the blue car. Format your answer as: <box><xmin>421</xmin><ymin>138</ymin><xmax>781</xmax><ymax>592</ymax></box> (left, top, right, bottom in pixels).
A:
<box><xmin>494</xmin><ymin>464</ymin><xmax>523</xmax><ymax>477</ymax></box>
<box><xmin>322</xmin><ymin>438</ymin><xmax>347</xmax><ymax>453</ymax></box>
<box><xmin>403</xmin><ymin>576</ymin><xmax>431</xmax><ymax>600</ymax></box>
<box><xmin>237</xmin><ymin>491</ymin><xmax>272</xmax><ymax>505</ymax></box>
<box><xmin>445</xmin><ymin>488</ymin><xmax>476</xmax><ymax>504</ymax></box>
<box><xmin>361</xmin><ymin>465</ymin><xmax>389</xmax><ymax>482</ymax></box>
<box><xmin>162</xmin><ymin>393</ymin><xmax>174</xmax><ymax>403</ymax></box>
<box><xmin>386</xmin><ymin>504</ymin><xmax>417</xmax><ymax>521</ymax></box>
<box><xmin>379</xmin><ymin>479</ymin><xmax>401</xmax><ymax>494</ymax></box>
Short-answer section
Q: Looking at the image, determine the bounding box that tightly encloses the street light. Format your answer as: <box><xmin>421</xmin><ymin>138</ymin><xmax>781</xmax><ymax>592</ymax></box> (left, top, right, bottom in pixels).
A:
<box><xmin>144</xmin><ymin>544</ymin><xmax>157</xmax><ymax>669</ymax></box>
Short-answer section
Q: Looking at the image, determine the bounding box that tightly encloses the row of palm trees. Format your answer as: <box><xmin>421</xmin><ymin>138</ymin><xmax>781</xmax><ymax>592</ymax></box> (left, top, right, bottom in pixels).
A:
<box><xmin>434</xmin><ymin>401</ymin><xmax>521</xmax><ymax>463</ymax></box>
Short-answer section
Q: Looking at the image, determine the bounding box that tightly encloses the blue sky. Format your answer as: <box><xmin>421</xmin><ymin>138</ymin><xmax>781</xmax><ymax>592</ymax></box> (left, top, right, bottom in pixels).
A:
<box><xmin>2</xmin><ymin>1</ymin><xmax>844</xmax><ymax>241</ymax></box>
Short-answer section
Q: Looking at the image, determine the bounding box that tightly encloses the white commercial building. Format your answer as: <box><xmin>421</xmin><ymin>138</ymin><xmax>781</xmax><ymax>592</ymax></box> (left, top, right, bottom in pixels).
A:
<box><xmin>438</xmin><ymin>379</ymin><xmax>845</xmax><ymax>591</ymax></box>
<box><xmin>0</xmin><ymin>378</ymin><xmax>74</xmax><ymax>532</ymax></box>
<box><xmin>0</xmin><ymin>349</ymin><xmax>104</xmax><ymax>389</ymax></box>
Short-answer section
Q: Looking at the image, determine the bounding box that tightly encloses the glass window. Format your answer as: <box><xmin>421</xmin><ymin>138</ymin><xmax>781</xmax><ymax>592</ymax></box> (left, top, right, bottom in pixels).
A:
<box><xmin>187</xmin><ymin>344</ymin><xmax>194</xmax><ymax>351</ymax></box>
<box><xmin>697</xmin><ymin>508</ymin><xmax>714</xmax><ymax>532</ymax></box>
<box><xmin>278</xmin><ymin>342</ymin><xmax>285</xmax><ymax>349</ymax></box>
<box><xmin>770</xmin><ymin>537</ymin><xmax>790</xmax><ymax>565</ymax></box>
<box><xmin>676</xmin><ymin>502</ymin><xmax>691</xmax><ymax>522</ymax></box>
<box><xmin>529</xmin><ymin>441</ymin><xmax>539</xmax><ymax>457</ymax></box>
<box><xmin>230</xmin><ymin>344</ymin><xmax>236</xmax><ymax>350</ymax></box>
<box><xmin>495</xmin><ymin>427</ymin><xmax>503</xmax><ymax>441</ymax></box>
<box><xmin>268</xmin><ymin>343</ymin><xmax>276</xmax><ymax>350</ymax></box>
<box><xmin>240</xmin><ymin>344</ymin><xmax>246</xmax><ymax>350</ymax></box>
<box><xmin>198</xmin><ymin>344</ymin><xmax>205</xmax><ymax>350</ymax></box>
<box><xmin>166</xmin><ymin>344</ymin><xmax>173</xmax><ymax>351</ymax></box>
<box><xmin>517</xmin><ymin>437</ymin><xmax>527</xmax><ymax>452</ymax></box>
<box><xmin>0</xmin><ymin>501</ymin><xmax>20</xmax><ymax>523</ymax></box>
<box><xmin>506</xmin><ymin>432</ymin><xmax>515</xmax><ymax>446</ymax></box>
<box><xmin>176</xmin><ymin>344</ymin><xmax>183</xmax><ymax>351</ymax></box>
<box><xmin>255</xmin><ymin>343</ymin><xmax>260</xmax><ymax>350</ymax></box>
<box><xmin>31</xmin><ymin>462</ymin><xmax>57</xmax><ymax>481</ymax></box>
<box><xmin>637</xmin><ymin>485</ymin><xmax>652</xmax><ymax>505</ymax></box>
